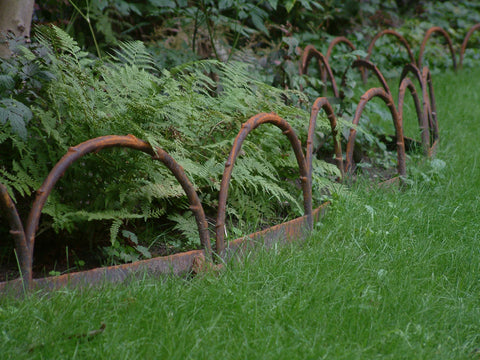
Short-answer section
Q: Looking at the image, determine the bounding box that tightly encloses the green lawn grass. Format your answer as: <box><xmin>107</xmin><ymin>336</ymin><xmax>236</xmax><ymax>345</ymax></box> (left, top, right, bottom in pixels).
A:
<box><xmin>1</xmin><ymin>68</ymin><xmax>480</xmax><ymax>359</ymax></box>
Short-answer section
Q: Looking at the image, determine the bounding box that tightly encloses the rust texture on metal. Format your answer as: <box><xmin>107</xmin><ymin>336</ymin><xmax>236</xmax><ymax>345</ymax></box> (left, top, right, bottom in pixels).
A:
<box><xmin>398</xmin><ymin>77</ymin><xmax>429</xmax><ymax>154</ymax></box>
<box><xmin>400</xmin><ymin>63</ymin><xmax>436</xmax><ymax>154</ymax></box>
<box><xmin>222</xmin><ymin>203</ymin><xmax>327</xmax><ymax>261</ymax></box>
<box><xmin>22</xmin><ymin>135</ymin><xmax>211</xmax><ymax>288</ymax></box>
<box><xmin>364</xmin><ymin>29</ymin><xmax>416</xmax><ymax>84</ymax></box>
<box><xmin>422</xmin><ymin>67</ymin><xmax>439</xmax><ymax>156</ymax></box>
<box><xmin>418</xmin><ymin>26</ymin><xmax>457</xmax><ymax>70</ymax></box>
<box><xmin>215</xmin><ymin>112</ymin><xmax>312</xmax><ymax>255</ymax></box>
<box><xmin>299</xmin><ymin>45</ymin><xmax>339</xmax><ymax>98</ymax></box>
<box><xmin>0</xmin><ymin>184</ymin><xmax>29</xmax><ymax>279</ymax></box>
<box><xmin>350</xmin><ymin>59</ymin><xmax>391</xmax><ymax>94</ymax></box>
<box><xmin>460</xmin><ymin>24</ymin><xmax>480</xmax><ymax>68</ymax></box>
<box><xmin>326</xmin><ymin>37</ymin><xmax>365</xmax><ymax>85</ymax></box>
<box><xmin>326</xmin><ymin>36</ymin><xmax>357</xmax><ymax>62</ymax></box>
<box><xmin>307</xmin><ymin>97</ymin><xmax>344</xmax><ymax>182</ymax></box>
<box><xmin>0</xmin><ymin>249</ymin><xmax>205</xmax><ymax>295</ymax></box>
<box><xmin>345</xmin><ymin>87</ymin><xmax>406</xmax><ymax>177</ymax></box>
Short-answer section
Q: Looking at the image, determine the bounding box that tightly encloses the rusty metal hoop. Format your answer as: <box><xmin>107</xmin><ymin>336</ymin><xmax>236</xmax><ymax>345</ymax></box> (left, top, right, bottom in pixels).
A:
<box><xmin>400</xmin><ymin>63</ymin><xmax>434</xmax><ymax>151</ymax></box>
<box><xmin>0</xmin><ymin>184</ymin><xmax>28</xmax><ymax>279</ymax></box>
<box><xmin>300</xmin><ymin>45</ymin><xmax>340</xmax><ymax>98</ymax></box>
<box><xmin>23</xmin><ymin>135</ymin><xmax>211</xmax><ymax>288</ymax></box>
<box><xmin>398</xmin><ymin>77</ymin><xmax>429</xmax><ymax>155</ymax></box>
<box><xmin>351</xmin><ymin>59</ymin><xmax>391</xmax><ymax>94</ymax></box>
<box><xmin>460</xmin><ymin>23</ymin><xmax>480</xmax><ymax>68</ymax></box>
<box><xmin>364</xmin><ymin>29</ymin><xmax>416</xmax><ymax>84</ymax></box>
<box><xmin>307</xmin><ymin>97</ymin><xmax>344</xmax><ymax>184</ymax></box>
<box><xmin>345</xmin><ymin>88</ymin><xmax>406</xmax><ymax>177</ymax></box>
<box><xmin>418</xmin><ymin>26</ymin><xmax>457</xmax><ymax>70</ymax></box>
<box><xmin>215</xmin><ymin>113</ymin><xmax>312</xmax><ymax>255</ymax></box>
<box><xmin>326</xmin><ymin>36</ymin><xmax>357</xmax><ymax>62</ymax></box>
<box><xmin>422</xmin><ymin>67</ymin><xmax>439</xmax><ymax>156</ymax></box>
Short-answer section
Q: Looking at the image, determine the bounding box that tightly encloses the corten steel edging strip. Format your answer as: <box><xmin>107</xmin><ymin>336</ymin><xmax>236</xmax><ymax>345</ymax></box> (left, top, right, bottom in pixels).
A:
<box><xmin>0</xmin><ymin>203</ymin><xmax>329</xmax><ymax>295</ymax></box>
<box><xmin>0</xmin><ymin>184</ymin><xmax>28</xmax><ymax>278</ymax></box>
<box><xmin>364</xmin><ymin>29</ymin><xmax>416</xmax><ymax>84</ymax></box>
<box><xmin>222</xmin><ymin>203</ymin><xmax>328</xmax><ymax>261</ymax></box>
<box><xmin>307</xmin><ymin>97</ymin><xmax>344</xmax><ymax>182</ymax></box>
<box><xmin>422</xmin><ymin>67</ymin><xmax>439</xmax><ymax>156</ymax></box>
<box><xmin>351</xmin><ymin>59</ymin><xmax>391</xmax><ymax>94</ymax></box>
<box><xmin>460</xmin><ymin>23</ymin><xmax>480</xmax><ymax>68</ymax></box>
<box><xmin>0</xmin><ymin>249</ymin><xmax>205</xmax><ymax>295</ymax></box>
<box><xmin>398</xmin><ymin>77</ymin><xmax>430</xmax><ymax>155</ymax></box>
<box><xmin>345</xmin><ymin>87</ymin><xmax>406</xmax><ymax>177</ymax></box>
<box><xmin>24</xmin><ymin>135</ymin><xmax>211</xmax><ymax>289</ymax></box>
<box><xmin>418</xmin><ymin>26</ymin><xmax>457</xmax><ymax>71</ymax></box>
<box><xmin>400</xmin><ymin>63</ymin><xmax>434</xmax><ymax>154</ymax></box>
<box><xmin>215</xmin><ymin>113</ymin><xmax>312</xmax><ymax>255</ymax></box>
<box><xmin>300</xmin><ymin>45</ymin><xmax>340</xmax><ymax>98</ymax></box>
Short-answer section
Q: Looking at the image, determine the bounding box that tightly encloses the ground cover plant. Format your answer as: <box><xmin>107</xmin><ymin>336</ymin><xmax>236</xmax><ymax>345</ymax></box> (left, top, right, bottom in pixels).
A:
<box><xmin>1</xmin><ymin>66</ymin><xmax>480</xmax><ymax>358</ymax></box>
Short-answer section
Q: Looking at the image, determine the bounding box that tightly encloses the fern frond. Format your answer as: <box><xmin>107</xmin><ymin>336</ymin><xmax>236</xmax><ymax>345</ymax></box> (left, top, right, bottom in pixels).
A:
<box><xmin>110</xmin><ymin>41</ymin><xmax>155</xmax><ymax>70</ymax></box>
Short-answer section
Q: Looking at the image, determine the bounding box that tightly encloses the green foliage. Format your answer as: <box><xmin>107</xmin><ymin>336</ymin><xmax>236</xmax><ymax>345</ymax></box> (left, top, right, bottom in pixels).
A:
<box><xmin>1</xmin><ymin>26</ymin><xmax>333</xmax><ymax>261</ymax></box>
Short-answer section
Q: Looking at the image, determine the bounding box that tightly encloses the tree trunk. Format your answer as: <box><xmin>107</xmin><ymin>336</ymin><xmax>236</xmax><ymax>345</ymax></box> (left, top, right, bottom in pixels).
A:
<box><xmin>0</xmin><ymin>0</ymin><xmax>35</xmax><ymax>58</ymax></box>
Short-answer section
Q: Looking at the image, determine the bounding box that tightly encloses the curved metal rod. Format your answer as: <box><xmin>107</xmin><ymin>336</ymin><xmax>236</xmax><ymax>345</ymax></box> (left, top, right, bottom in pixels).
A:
<box><xmin>398</xmin><ymin>77</ymin><xmax>429</xmax><ymax>155</ymax></box>
<box><xmin>0</xmin><ymin>184</ymin><xmax>29</xmax><ymax>280</ymax></box>
<box><xmin>364</xmin><ymin>29</ymin><xmax>416</xmax><ymax>84</ymax></box>
<box><xmin>422</xmin><ymin>67</ymin><xmax>439</xmax><ymax>156</ymax></box>
<box><xmin>460</xmin><ymin>23</ymin><xmax>480</xmax><ymax>68</ymax></box>
<box><xmin>326</xmin><ymin>36</ymin><xmax>356</xmax><ymax>61</ymax></box>
<box><xmin>326</xmin><ymin>37</ymin><xmax>365</xmax><ymax>85</ymax></box>
<box><xmin>24</xmin><ymin>135</ymin><xmax>212</xmax><ymax>288</ymax></box>
<box><xmin>400</xmin><ymin>63</ymin><xmax>433</xmax><ymax>149</ymax></box>
<box><xmin>307</xmin><ymin>97</ymin><xmax>344</xmax><ymax>183</ymax></box>
<box><xmin>345</xmin><ymin>88</ymin><xmax>406</xmax><ymax>177</ymax></box>
<box><xmin>351</xmin><ymin>59</ymin><xmax>391</xmax><ymax>94</ymax></box>
<box><xmin>299</xmin><ymin>45</ymin><xmax>340</xmax><ymax>98</ymax></box>
<box><xmin>418</xmin><ymin>26</ymin><xmax>457</xmax><ymax>70</ymax></box>
<box><xmin>215</xmin><ymin>113</ymin><xmax>312</xmax><ymax>255</ymax></box>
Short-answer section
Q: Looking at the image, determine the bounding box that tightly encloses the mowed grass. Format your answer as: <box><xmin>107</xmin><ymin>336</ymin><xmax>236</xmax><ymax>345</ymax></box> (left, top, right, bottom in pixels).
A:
<box><xmin>1</xmin><ymin>68</ymin><xmax>480</xmax><ymax>359</ymax></box>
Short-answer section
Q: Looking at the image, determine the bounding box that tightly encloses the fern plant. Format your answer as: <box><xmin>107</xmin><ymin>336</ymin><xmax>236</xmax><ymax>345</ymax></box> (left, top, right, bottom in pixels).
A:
<box><xmin>1</xmin><ymin>26</ymin><xmax>336</xmax><ymax>263</ymax></box>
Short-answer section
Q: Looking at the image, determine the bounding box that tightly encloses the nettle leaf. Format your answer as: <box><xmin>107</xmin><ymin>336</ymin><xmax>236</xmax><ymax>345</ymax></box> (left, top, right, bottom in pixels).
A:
<box><xmin>0</xmin><ymin>75</ymin><xmax>15</xmax><ymax>92</ymax></box>
<box><xmin>0</xmin><ymin>98</ymin><xmax>32</xmax><ymax>139</ymax></box>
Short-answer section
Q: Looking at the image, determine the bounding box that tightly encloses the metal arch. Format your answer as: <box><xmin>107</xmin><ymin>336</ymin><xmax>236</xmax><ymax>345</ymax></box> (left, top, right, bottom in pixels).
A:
<box><xmin>400</xmin><ymin>63</ymin><xmax>434</xmax><ymax>150</ymax></box>
<box><xmin>215</xmin><ymin>113</ymin><xmax>312</xmax><ymax>255</ymax></box>
<box><xmin>422</xmin><ymin>67</ymin><xmax>439</xmax><ymax>156</ymax></box>
<box><xmin>351</xmin><ymin>59</ymin><xmax>391</xmax><ymax>94</ymax></box>
<box><xmin>0</xmin><ymin>184</ymin><xmax>28</xmax><ymax>279</ymax></box>
<box><xmin>307</xmin><ymin>97</ymin><xmax>344</xmax><ymax>184</ymax></box>
<box><xmin>345</xmin><ymin>88</ymin><xmax>406</xmax><ymax>177</ymax></box>
<box><xmin>418</xmin><ymin>26</ymin><xmax>457</xmax><ymax>70</ymax></box>
<box><xmin>460</xmin><ymin>23</ymin><xmax>480</xmax><ymax>68</ymax></box>
<box><xmin>24</xmin><ymin>135</ymin><xmax>211</xmax><ymax>288</ymax></box>
<box><xmin>364</xmin><ymin>29</ymin><xmax>416</xmax><ymax>84</ymax></box>
<box><xmin>398</xmin><ymin>77</ymin><xmax>429</xmax><ymax>155</ymax></box>
<box><xmin>299</xmin><ymin>45</ymin><xmax>340</xmax><ymax>98</ymax></box>
<box><xmin>326</xmin><ymin>36</ymin><xmax>357</xmax><ymax>62</ymax></box>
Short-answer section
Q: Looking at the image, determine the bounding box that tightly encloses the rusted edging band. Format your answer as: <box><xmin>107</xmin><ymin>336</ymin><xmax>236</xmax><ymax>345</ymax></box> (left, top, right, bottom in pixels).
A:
<box><xmin>214</xmin><ymin>203</ymin><xmax>327</xmax><ymax>263</ymax></box>
<box><xmin>0</xmin><ymin>203</ymin><xmax>329</xmax><ymax>295</ymax></box>
<box><xmin>0</xmin><ymin>249</ymin><xmax>204</xmax><ymax>295</ymax></box>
